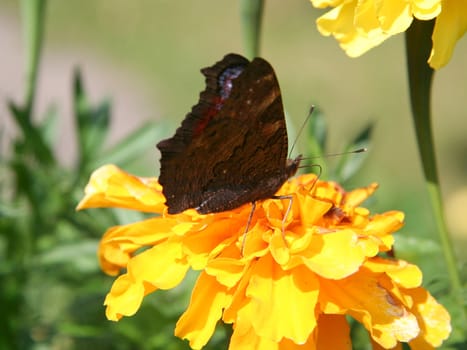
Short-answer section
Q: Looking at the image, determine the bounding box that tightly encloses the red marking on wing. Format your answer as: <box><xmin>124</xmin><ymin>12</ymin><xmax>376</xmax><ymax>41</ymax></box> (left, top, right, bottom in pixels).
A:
<box><xmin>193</xmin><ymin>96</ymin><xmax>224</xmax><ymax>137</ymax></box>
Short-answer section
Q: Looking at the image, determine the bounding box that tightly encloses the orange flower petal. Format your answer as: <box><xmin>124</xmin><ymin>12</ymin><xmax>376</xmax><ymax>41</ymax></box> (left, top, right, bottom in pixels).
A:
<box><xmin>175</xmin><ymin>272</ymin><xmax>232</xmax><ymax>349</ymax></box>
<box><xmin>229</xmin><ymin>323</ymin><xmax>280</xmax><ymax>350</ymax></box>
<box><xmin>316</xmin><ymin>314</ymin><xmax>351</xmax><ymax>350</ymax></box>
<box><xmin>320</xmin><ymin>270</ymin><xmax>420</xmax><ymax>348</ymax></box>
<box><xmin>343</xmin><ymin>182</ymin><xmax>378</xmax><ymax>207</ymax></box>
<box><xmin>245</xmin><ymin>255</ymin><xmax>319</xmax><ymax>343</ymax></box>
<box><xmin>76</xmin><ymin>164</ymin><xmax>165</xmax><ymax>212</ymax></box>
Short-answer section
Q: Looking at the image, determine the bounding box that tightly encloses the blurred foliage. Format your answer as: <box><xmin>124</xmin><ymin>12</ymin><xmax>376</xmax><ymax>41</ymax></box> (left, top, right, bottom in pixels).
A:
<box><xmin>1</xmin><ymin>0</ymin><xmax>466</xmax><ymax>349</ymax></box>
<box><xmin>0</xmin><ymin>47</ymin><xmax>205</xmax><ymax>348</ymax></box>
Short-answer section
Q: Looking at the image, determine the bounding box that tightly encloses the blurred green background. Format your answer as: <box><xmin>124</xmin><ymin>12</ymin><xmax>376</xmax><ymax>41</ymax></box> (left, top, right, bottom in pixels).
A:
<box><xmin>1</xmin><ymin>0</ymin><xmax>466</xmax><ymax>349</ymax></box>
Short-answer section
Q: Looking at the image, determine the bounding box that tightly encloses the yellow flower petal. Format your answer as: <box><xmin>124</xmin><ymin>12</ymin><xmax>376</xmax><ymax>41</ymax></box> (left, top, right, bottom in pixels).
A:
<box><xmin>104</xmin><ymin>274</ymin><xmax>150</xmax><ymax>321</ymax></box>
<box><xmin>245</xmin><ymin>255</ymin><xmax>319</xmax><ymax>343</ymax></box>
<box><xmin>76</xmin><ymin>164</ymin><xmax>165</xmax><ymax>212</ymax></box>
<box><xmin>429</xmin><ymin>0</ymin><xmax>467</xmax><ymax>68</ymax></box>
<box><xmin>98</xmin><ymin>217</ymin><xmax>178</xmax><ymax>275</ymax></box>
<box><xmin>405</xmin><ymin>287</ymin><xmax>451</xmax><ymax>347</ymax></box>
<box><xmin>310</xmin><ymin>0</ymin><xmax>466</xmax><ymax>68</ymax></box>
<box><xmin>365</xmin><ymin>257</ymin><xmax>423</xmax><ymax>288</ymax></box>
<box><xmin>377</xmin><ymin>0</ymin><xmax>413</xmax><ymax>34</ymax></box>
<box><xmin>175</xmin><ymin>272</ymin><xmax>232</xmax><ymax>350</ymax></box>
<box><xmin>295</xmin><ymin>229</ymin><xmax>366</xmax><ymax>279</ymax></box>
<box><xmin>316</xmin><ymin>1</ymin><xmax>391</xmax><ymax>57</ymax></box>
<box><xmin>411</xmin><ymin>0</ymin><xmax>441</xmax><ymax>20</ymax></box>
<box><xmin>104</xmin><ymin>240</ymin><xmax>189</xmax><ymax>320</ymax></box>
<box><xmin>205</xmin><ymin>257</ymin><xmax>246</xmax><ymax>288</ymax></box>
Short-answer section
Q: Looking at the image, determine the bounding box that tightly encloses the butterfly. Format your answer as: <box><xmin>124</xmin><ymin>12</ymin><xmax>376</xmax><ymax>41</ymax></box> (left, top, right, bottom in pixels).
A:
<box><xmin>157</xmin><ymin>53</ymin><xmax>302</xmax><ymax>215</ymax></box>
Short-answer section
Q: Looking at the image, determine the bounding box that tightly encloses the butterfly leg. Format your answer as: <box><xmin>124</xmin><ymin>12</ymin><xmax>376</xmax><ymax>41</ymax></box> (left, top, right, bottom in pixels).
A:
<box><xmin>241</xmin><ymin>201</ymin><xmax>256</xmax><ymax>256</ymax></box>
<box><xmin>272</xmin><ymin>195</ymin><xmax>293</xmax><ymax>247</ymax></box>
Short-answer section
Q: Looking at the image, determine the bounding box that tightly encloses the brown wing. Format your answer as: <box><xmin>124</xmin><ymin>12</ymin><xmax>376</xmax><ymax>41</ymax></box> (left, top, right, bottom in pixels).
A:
<box><xmin>157</xmin><ymin>54</ymin><xmax>289</xmax><ymax>214</ymax></box>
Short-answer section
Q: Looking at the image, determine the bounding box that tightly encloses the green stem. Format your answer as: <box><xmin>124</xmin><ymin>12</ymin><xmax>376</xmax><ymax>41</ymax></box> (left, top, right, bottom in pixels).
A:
<box><xmin>21</xmin><ymin>0</ymin><xmax>46</xmax><ymax>114</ymax></box>
<box><xmin>239</xmin><ymin>0</ymin><xmax>264</xmax><ymax>58</ymax></box>
<box><xmin>405</xmin><ymin>20</ymin><xmax>464</xmax><ymax>309</ymax></box>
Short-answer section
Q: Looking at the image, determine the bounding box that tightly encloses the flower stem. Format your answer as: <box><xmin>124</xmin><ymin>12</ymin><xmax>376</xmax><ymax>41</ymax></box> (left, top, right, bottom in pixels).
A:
<box><xmin>405</xmin><ymin>20</ymin><xmax>464</xmax><ymax>311</ymax></box>
<box><xmin>21</xmin><ymin>0</ymin><xmax>46</xmax><ymax>114</ymax></box>
<box><xmin>239</xmin><ymin>0</ymin><xmax>264</xmax><ymax>58</ymax></box>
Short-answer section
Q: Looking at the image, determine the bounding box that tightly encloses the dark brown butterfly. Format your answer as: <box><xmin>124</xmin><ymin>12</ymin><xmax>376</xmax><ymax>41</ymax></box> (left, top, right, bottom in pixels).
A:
<box><xmin>157</xmin><ymin>53</ymin><xmax>302</xmax><ymax>215</ymax></box>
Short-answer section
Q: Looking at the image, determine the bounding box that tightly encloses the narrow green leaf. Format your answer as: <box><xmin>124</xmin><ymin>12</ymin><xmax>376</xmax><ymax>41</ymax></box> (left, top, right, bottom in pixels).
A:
<box><xmin>334</xmin><ymin>123</ymin><xmax>372</xmax><ymax>182</ymax></box>
<box><xmin>307</xmin><ymin>106</ymin><xmax>327</xmax><ymax>157</ymax></box>
<box><xmin>73</xmin><ymin>68</ymin><xmax>110</xmax><ymax>170</ymax></box>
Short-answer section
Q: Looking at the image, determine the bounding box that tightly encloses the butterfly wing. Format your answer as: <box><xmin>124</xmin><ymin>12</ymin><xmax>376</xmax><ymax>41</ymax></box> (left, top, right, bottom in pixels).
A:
<box><xmin>157</xmin><ymin>54</ymin><xmax>289</xmax><ymax>214</ymax></box>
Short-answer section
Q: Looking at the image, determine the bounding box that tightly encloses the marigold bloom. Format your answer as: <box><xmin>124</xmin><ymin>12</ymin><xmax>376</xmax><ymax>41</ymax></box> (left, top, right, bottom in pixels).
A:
<box><xmin>78</xmin><ymin>164</ymin><xmax>451</xmax><ymax>349</ymax></box>
<box><xmin>310</xmin><ymin>0</ymin><xmax>467</xmax><ymax>69</ymax></box>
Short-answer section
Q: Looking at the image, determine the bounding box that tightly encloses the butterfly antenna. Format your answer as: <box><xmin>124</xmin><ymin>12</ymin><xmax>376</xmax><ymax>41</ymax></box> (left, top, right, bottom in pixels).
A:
<box><xmin>298</xmin><ymin>147</ymin><xmax>367</xmax><ymax>163</ymax></box>
<box><xmin>288</xmin><ymin>105</ymin><xmax>315</xmax><ymax>158</ymax></box>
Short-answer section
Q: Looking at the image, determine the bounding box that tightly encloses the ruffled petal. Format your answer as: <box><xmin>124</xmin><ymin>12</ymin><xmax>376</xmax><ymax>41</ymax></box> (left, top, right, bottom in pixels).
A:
<box><xmin>104</xmin><ymin>274</ymin><xmax>154</xmax><ymax>321</ymax></box>
<box><xmin>365</xmin><ymin>257</ymin><xmax>423</xmax><ymax>289</ymax></box>
<box><xmin>245</xmin><ymin>255</ymin><xmax>319</xmax><ymax>343</ymax></box>
<box><xmin>104</xmin><ymin>240</ymin><xmax>189</xmax><ymax>320</ymax></box>
<box><xmin>320</xmin><ymin>269</ymin><xmax>420</xmax><ymax>348</ymax></box>
<box><xmin>316</xmin><ymin>1</ymin><xmax>391</xmax><ymax>57</ymax></box>
<box><xmin>176</xmin><ymin>272</ymin><xmax>232</xmax><ymax>349</ymax></box>
<box><xmin>76</xmin><ymin>164</ymin><xmax>165</xmax><ymax>212</ymax></box>
<box><xmin>377</xmin><ymin>0</ymin><xmax>413</xmax><ymax>34</ymax></box>
<box><xmin>405</xmin><ymin>287</ymin><xmax>451</xmax><ymax>347</ymax></box>
<box><xmin>98</xmin><ymin>217</ymin><xmax>177</xmax><ymax>275</ymax></box>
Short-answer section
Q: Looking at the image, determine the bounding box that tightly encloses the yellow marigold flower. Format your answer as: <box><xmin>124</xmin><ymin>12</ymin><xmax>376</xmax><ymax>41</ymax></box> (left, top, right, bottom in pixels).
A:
<box><xmin>310</xmin><ymin>0</ymin><xmax>467</xmax><ymax>69</ymax></box>
<box><xmin>78</xmin><ymin>164</ymin><xmax>451</xmax><ymax>349</ymax></box>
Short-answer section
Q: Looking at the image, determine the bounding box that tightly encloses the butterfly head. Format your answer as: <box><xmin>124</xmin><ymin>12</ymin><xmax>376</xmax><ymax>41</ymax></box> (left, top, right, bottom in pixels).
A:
<box><xmin>286</xmin><ymin>154</ymin><xmax>303</xmax><ymax>179</ymax></box>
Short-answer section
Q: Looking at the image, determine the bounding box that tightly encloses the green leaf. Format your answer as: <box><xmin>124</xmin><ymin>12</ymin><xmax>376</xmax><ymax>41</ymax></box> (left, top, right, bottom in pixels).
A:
<box><xmin>8</xmin><ymin>101</ymin><xmax>55</xmax><ymax>165</ymax></box>
<box><xmin>307</xmin><ymin>106</ymin><xmax>327</xmax><ymax>157</ymax></box>
<box><xmin>39</xmin><ymin>105</ymin><xmax>59</xmax><ymax>149</ymax></box>
<box><xmin>334</xmin><ymin>123</ymin><xmax>372</xmax><ymax>183</ymax></box>
<box><xmin>92</xmin><ymin>121</ymin><xmax>161</xmax><ymax>168</ymax></box>
<box><xmin>73</xmin><ymin>68</ymin><xmax>110</xmax><ymax>170</ymax></box>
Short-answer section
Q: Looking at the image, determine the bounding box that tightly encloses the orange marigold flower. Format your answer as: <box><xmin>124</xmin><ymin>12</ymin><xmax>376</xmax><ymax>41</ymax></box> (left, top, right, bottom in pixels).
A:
<box><xmin>309</xmin><ymin>0</ymin><xmax>467</xmax><ymax>69</ymax></box>
<box><xmin>77</xmin><ymin>164</ymin><xmax>451</xmax><ymax>349</ymax></box>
